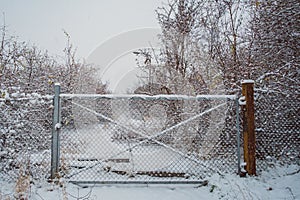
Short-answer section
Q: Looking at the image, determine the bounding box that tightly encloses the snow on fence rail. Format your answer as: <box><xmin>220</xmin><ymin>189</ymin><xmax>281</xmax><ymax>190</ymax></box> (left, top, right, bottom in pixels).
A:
<box><xmin>60</xmin><ymin>93</ymin><xmax>237</xmax><ymax>100</ymax></box>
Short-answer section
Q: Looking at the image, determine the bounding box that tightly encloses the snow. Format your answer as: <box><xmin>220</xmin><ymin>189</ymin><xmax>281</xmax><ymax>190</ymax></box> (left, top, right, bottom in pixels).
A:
<box><xmin>60</xmin><ymin>124</ymin><xmax>210</xmax><ymax>183</ymax></box>
<box><xmin>59</xmin><ymin>99</ymin><xmax>233</xmax><ymax>183</ymax></box>
<box><xmin>0</xmin><ymin>94</ymin><xmax>54</xmax><ymax>102</ymax></box>
<box><xmin>11</xmin><ymin>92</ymin><xmax>21</xmax><ymax>98</ymax></box>
<box><xmin>1</xmin><ymin>90</ymin><xmax>298</xmax><ymax>199</ymax></box>
<box><xmin>0</xmin><ymin>164</ymin><xmax>299</xmax><ymax>199</ymax></box>
<box><xmin>60</xmin><ymin>93</ymin><xmax>237</xmax><ymax>100</ymax></box>
<box><xmin>241</xmin><ymin>80</ymin><xmax>255</xmax><ymax>84</ymax></box>
<box><xmin>2</xmin><ymin>119</ymin><xmax>297</xmax><ymax>199</ymax></box>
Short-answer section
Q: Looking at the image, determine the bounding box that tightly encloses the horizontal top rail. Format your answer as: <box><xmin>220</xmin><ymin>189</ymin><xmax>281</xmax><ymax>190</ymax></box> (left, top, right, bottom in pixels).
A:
<box><xmin>60</xmin><ymin>93</ymin><xmax>237</xmax><ymax>100</ymax></box>
<box><xmin>0</xmin><ymin>95</ymin><xmax>54</xmax><ymax>102</ymax></box>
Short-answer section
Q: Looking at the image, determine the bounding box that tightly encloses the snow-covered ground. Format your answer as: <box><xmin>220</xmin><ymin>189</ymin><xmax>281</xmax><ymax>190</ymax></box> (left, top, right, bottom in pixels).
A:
<box><xmin>59</xmin><ymin>122</ymin><xmax>237</xmax><ymax>183</ymax></box>
<box><xmin>1</xmin><ymin>163</ymin><xmax>299</xmax><ymax>199</ymax></box>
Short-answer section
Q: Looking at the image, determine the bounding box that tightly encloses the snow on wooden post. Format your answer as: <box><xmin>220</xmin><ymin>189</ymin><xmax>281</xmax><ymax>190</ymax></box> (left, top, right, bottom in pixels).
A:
<box><xmin>241</xmin><ymin>80</ymin><xmax>256</xmax><ymax>175</ymax></box>
<box><xmin>51</xmin><ymin>83</ymin><xmax>61</xmax><ymax>179</ymax></box>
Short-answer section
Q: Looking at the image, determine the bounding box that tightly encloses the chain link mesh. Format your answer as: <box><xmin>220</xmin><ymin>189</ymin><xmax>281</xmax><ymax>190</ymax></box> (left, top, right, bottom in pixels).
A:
<box><xmin>254</xmin><ymin>90</ymin><xmax>300</xmax><ymax>170</ymax></box>
<box><xmin>60</xmin><ymin>95</ymin><xmax>239</xmax><ymax>183</ymax></box>
<box><xmin>2</xmin><ymin>89</ymin><xmax>298</xmax><ymax>183</ymax></box>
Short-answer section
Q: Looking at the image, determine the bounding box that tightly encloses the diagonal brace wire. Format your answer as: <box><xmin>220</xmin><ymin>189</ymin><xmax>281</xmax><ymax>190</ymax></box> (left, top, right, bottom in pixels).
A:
<box><xmin>64</xmin><ymin>99</ymin><xmax>227</xmax><ymax>178</ymax></box>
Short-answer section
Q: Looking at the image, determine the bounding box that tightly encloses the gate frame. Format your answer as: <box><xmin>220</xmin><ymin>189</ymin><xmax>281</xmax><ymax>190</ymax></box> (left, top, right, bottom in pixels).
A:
<box><xmin>50</xmin><ymin>85</ymin><xmax>242</xmax><ymax>182</ymax></box>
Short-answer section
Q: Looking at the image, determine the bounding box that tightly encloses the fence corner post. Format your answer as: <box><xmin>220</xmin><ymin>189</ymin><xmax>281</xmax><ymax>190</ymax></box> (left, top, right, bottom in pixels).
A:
<box><xmin>241</xmin><ymin>80</ymin><xmax>256</xmax><ymax>176</ymax></box>
<box><xmin>51</xmin><ymin>83</ymin><xmax>61</xmax><ymax>179</ymax></box>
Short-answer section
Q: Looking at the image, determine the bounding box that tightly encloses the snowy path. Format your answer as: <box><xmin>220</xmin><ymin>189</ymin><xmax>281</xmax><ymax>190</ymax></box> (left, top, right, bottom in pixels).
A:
<box><xmin>1</xmin><ymin>164</ymin><xmax>299</xmax><ymax>199</ymax></box>
<box><xmin>61</xmin><ymin>124</ymin><xmax>199</xmax><ymax>183</ymax></box>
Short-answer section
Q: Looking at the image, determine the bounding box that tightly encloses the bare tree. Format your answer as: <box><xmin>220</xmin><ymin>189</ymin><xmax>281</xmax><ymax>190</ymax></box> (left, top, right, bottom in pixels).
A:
<box><xmin>136</xmin><ymin>0</ymin><xmax>209</xmax><ymax>95</ymax></box>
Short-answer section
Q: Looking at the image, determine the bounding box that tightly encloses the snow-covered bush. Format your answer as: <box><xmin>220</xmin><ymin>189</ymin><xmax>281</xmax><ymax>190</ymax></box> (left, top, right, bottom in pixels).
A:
<box><xmin>0</xmin><ymin>28</ymin><xmax>108</xmax><ymax>179</ymax></box>
<box><xmin>0</xmin><ymin>88</ymin><xmax>52</xmax><ymax>178</ymax></box>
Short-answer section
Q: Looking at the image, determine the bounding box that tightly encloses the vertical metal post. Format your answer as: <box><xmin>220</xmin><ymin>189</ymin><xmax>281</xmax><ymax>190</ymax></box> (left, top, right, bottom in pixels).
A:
<box><xmin>236</xmin><ymin>96</ymin><xmax>241</xmax><ymax>175</ymax></box>
<box><xmin>51</xmin><ymin>83</ymin><xmax>61</xmax><ymax>179</ymax></box>
<box><xmin>242</xmin><ymin>80</ymin><xmax>256</xmax><ymax>175</ymax></box>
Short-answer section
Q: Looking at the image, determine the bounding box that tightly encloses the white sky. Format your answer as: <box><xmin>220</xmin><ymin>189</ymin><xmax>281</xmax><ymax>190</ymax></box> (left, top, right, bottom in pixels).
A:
<box><xmin>1</xmin><ymin>0</ymin><xmax>164</xmax><ymax>58</ymax></box>
<box><xmin>1</xmin><ymin>0</ymin><xmax>167</xmax><ymax>93</ymax></box>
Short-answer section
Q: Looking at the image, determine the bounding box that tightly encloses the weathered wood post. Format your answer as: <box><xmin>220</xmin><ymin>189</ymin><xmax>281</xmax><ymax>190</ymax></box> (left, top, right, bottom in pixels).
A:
<box><xmin>241</xmin><ymin>80</ymin><xmax>256</xmax><ymax>175</ymax></box>
<box><xmin>51</xmin><ymin>83</ymin><xmax>61</xmax><ymax>179</ymax></box>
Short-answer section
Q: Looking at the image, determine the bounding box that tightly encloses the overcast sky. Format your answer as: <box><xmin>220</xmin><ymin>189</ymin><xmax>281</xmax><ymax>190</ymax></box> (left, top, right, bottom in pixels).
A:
<box><xmin>1</xmin><ymin>0</ymin><xmax>166</xmax><ymax>92</ymax></box>
<box><xmin>1</xmin><ymin>0</ymin><xmax>164</xmax><ymax>57</ymax></box>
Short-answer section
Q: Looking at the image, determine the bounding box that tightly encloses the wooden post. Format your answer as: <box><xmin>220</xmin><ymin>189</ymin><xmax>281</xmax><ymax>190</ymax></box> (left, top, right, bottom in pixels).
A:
<box><xmin>242</xmin><ymin>80</ymin><xmax>256</xmax><ymax>175</ymax></box>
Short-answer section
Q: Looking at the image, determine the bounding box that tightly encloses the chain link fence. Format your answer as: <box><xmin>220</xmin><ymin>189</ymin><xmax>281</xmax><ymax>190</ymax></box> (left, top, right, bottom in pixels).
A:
<box><xmin>1</xmin><ymin>85</ymin><xmax>299</xmax><ymax>184</ymax></box>
<box><xmin>58</xmin><ymin>94</ymin><xmax>240</xmax><ymax>184</ymax></box>
<box><xmin>254</xmin><ymin>89</ymin><xmax>300</xmax><ymax>170</ymax></box>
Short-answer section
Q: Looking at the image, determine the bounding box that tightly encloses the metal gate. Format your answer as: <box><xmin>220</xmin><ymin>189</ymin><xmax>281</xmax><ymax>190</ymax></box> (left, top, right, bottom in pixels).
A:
<box><xmin>51</xmin><ymin>85</ymin><xmax>240</xmax><ymax>184</ymax></box>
